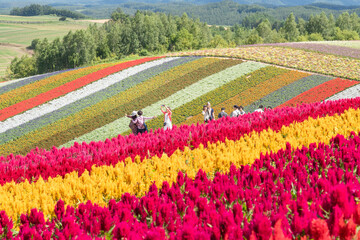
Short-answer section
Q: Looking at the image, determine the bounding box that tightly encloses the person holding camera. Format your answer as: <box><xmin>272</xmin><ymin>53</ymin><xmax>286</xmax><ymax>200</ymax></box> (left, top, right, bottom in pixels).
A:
<box><xmin>161</xmin><ymin>105</ymin><xmax>173</xmax><ymax>130</ymax></box>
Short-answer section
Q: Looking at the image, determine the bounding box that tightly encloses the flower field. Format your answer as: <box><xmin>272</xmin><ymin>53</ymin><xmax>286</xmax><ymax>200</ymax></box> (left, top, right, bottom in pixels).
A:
<box><xmin>168</xmin><ymin>47</ymin><xmax>360</xmax><ymax>80</ymax></box>
<box><xmin>1</xmin><ymin>96</ymin><xmax>360</xmax><ymax>238</ymax></box>
<box><xmin>1</xmin><ymin>52</ymin><xmax>360</xmax><ymax>238</ymax></box>
<box><xmin>278</xmin><ymin>78</ymin><xmax>358</xmax><ymax>107</ymax></box>
<box><xmin>244</xmin><ymin>42</ymin><xmax>360</xmax><ymax>59</ymax></box>
<box><xmin>0</xmin><ymin>55</ymin><xmax>358</xmax><ymax>155</ymax></box>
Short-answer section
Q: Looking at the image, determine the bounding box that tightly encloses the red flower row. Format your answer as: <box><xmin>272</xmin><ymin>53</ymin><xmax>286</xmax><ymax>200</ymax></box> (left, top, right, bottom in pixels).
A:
<box><xmin>0</xmin><ymin>57</ymin><xmax>162</xmax><ymax>121</ymax></box>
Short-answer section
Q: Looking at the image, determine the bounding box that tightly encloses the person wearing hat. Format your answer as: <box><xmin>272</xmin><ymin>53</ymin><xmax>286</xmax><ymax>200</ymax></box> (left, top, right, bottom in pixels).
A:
<box><xmin>126</xmin><ymin>111</ymin><xmax>138</xmax><ymax>135</ymax></box>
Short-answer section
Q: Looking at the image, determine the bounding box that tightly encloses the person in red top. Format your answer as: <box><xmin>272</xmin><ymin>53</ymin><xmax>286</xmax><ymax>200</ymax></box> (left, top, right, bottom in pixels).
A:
<box><xmin>161</xmin><ymin>105</ymin><xmax>172</xmax><ymax>130</ymax></box>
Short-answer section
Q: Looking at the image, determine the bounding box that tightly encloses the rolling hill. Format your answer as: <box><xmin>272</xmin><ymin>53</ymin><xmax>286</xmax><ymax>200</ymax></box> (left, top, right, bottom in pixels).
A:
<box><xmin>0</xmin><ymin>41</ymin><xmax>359</xmax><ymax>157</ymax></box>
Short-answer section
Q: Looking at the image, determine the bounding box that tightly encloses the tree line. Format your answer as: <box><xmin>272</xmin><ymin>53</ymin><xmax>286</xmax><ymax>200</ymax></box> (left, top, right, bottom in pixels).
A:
<box><xmin>10</xmin><ymin>4</ymin><xmax>86</xmax><ymax>19</ymax></box>
<box><xmin>7</xmin><ymin>9</ymin><xmax>360</xmax><ymax>78</ymax></box>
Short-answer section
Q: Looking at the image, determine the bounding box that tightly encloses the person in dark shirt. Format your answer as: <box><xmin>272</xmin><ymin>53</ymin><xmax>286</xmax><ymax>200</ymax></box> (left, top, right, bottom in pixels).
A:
<box><xmin>218</xmin><ymin>107</ymin><xmax>228</xmax><ymax>119</ymax></box>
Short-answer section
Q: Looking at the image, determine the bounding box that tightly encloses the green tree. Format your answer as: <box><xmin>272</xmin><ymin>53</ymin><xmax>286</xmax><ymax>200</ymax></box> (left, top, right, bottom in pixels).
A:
<box><xmin>171</xmin><ymin>28</ymin><xmax>193</xmax><ymax>51</ymax></box>
<box><xmin>256</xmin><ymin>19</ymin><xmax>272</xmax><ymax>39</ymax></box>
<box><xmin>283</xmin><ymin>13</ymin><xmax>299</xmax><ymax>41</ymax></box>
<box><xmin>9</xmin><ymin>55</ymin><xmax>36</xmax><ymax>78</ymax></box>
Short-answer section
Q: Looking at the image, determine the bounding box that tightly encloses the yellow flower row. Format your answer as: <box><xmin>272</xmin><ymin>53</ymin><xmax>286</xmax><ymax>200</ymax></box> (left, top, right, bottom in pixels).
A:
<box><xmin>2</xmin><ymin>107</ymin><xmax>360</xmax><ymax>222</ymax></box>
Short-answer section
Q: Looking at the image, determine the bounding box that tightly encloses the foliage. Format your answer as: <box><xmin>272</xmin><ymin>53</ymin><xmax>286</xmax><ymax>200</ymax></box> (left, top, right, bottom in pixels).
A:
<box><xmin>10</xmin><ymin>4</ymin><xmax>86</xmax><ymax>19</ymax></box>
<box><xmin>8</xmin><ymin>55</ymin><xmax>36</xmax><ymax>79</ymax></box>
<box><xmin>7</xmin><ymin>8</ymin><xmax>360</xmax><ymax>79</ymax></box>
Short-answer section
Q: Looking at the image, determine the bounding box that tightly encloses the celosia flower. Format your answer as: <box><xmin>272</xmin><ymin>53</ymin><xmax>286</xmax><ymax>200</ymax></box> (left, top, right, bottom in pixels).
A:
<box><xmin>310</xmin><ymin>219</ymin><xmax>331</xmax><ymax>240</ymax></box>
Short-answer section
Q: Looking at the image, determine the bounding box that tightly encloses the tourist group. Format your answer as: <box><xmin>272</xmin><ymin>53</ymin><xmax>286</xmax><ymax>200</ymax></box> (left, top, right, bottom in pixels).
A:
<box><xmin>127</xmin><ymin>103</ymin><xmax>270</xmax><ymax>135</ymax></box>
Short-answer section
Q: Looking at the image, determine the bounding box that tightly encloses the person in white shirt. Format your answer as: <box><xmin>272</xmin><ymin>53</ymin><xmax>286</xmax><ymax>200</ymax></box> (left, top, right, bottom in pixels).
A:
<box><xmin>254</xmin><ymin>105</ymin><xmax>264</xmax><ymax>113</ymax></box>
<box><xmin>161</xmin><ymin>105</ymin><xmax>173</xmax><ymax>130</ymax></box>
<box><xmin>230</xmin><ymin>105</ymin><xmax>240</xmax><ymax>117</ymax></box>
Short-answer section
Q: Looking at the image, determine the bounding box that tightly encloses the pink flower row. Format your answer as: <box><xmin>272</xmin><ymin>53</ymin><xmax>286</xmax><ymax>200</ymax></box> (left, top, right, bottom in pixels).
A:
<box><xmin>1</xmin><ymin>97</ymin><xmax>360</xmax><ymax>185</ymax></box>
<box><xmin>2</xmin><ymin>132</ymin><xmax>360</xmax><ymax>239</ymax></box>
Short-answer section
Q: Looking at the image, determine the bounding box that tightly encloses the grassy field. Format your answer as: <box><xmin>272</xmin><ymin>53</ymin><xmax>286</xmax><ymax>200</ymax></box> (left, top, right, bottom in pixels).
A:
<box><xmin>0</xmin><ymin>15</ymin><xmax>96</xmax><ymax>79</ymax></box>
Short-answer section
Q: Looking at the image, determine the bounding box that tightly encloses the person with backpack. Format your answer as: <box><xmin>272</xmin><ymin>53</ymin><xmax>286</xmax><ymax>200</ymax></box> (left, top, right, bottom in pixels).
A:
<box><xmin>133</xmin><ymin>110</ymin><xmax>155</xmax><ymax>134</ymax></box>
<box><xmin>161</xmin><ymin>105</ymin><xmax>173</xmax><ymax>130</ymax></box>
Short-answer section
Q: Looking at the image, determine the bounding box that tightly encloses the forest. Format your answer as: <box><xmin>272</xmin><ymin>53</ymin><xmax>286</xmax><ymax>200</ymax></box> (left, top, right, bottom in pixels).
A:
<box><xmin>10</xmin><ymin>4</ymin><xmax>86</xmax><ymax>19</ymax></box>
<box><xmin>8</xmin><ymin>9</ymin><xmax>360</xmax><ymax>78</ymax></box>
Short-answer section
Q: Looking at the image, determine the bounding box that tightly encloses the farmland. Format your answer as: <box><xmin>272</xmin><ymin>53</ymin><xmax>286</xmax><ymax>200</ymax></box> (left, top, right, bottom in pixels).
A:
<box><xmin>0</xmin><ymin>42</ymin><xmax>360</xmax><ymax>238</ymax></box>
<box><xmin>0</xmin><ymin>15</ymin><xmax>94</xmax><ymax>78</ymax></box>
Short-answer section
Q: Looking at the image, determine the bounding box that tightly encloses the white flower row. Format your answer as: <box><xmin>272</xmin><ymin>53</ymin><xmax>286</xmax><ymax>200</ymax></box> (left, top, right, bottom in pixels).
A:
<box><xmin>326</xmin><ymin>84</ymin><xmax>360</xmax><ymax>101</ymax></box>
<box><xmin>0</xmin><ymin>57</ymin><xmax>177</xmax><ymax>134</ymax></box>
<box><xmin>63</xmin><ymin>61</ymin><xmax>266</xmax><ymax>147</ymax></box>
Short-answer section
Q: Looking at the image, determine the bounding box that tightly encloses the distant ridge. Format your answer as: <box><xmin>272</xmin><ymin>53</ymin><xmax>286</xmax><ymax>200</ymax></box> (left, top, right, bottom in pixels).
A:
<box><xmin>3</xmin><ymin>0</ymin><xmax>360</xmax><ymax>7</ymax></box>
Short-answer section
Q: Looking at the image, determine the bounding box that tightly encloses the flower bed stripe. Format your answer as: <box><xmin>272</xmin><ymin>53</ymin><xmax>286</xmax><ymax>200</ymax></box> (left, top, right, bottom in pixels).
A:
<box><xmin>244</xmin><ymin>75</ymin><xmax>333</xmax><ymax>112</ymax></box>
<box><xmin>278</xmin><ymin>78</ymin><xmax>359</xmax><ymax>108</ymax></box>
<box><xmin>146</xmin><ymin>66</ymin><xmax>291</xmax><ymax>129</ymax></box>
<box><xmin>63</xmin><ymin>61</ymin><xmax>265</xmax><ymax>146</ymax></box>
<box><xmin>168</xmin><ymin>47</ymin><xmax>360</xmax><ymax>80</ymax></box>
<box><xmin>0</xmin><ymin>58</ymin><xmax>236</xmax><ymax>156</ymax></box>
<box><xmin>181</xmin><ymin>69</ymin><xmax>309</xmax><ymax>125</ymax></box>
<box><xmin>0</xmin><ymin>63</ymin><xmax>117</xmax><ymax>110</ymax></box>
<box><xmin>0</xmin><ymin>68</ymin><xmax>77</xmax><ymax>95</ymax></box>
<box><xmin>0</xmin><ymin>57</ymin><xmax>162</xmax><ymax>122</ymax></box>
<box><xmin>326</xmin><ymin>83</ymin><xmax>360</xmax><ymax>101</ymax></box>
<box><xmin>2</xmin><ymin>105</ymin><xmax>360</xmax><ymax>221</ymax></box>
<box><xmin>246</xmin><ymin>42</ymin><xmax>360</xmax><ymax>59</ymax></box>
<box><xmin>0</xmin><ymin>57</ymin><xmax>188</xmax><ymax>143</ymax></box>
<box><xmin>1</xmin><ymin>97</ymin><xmax>359</xmax><ymax>187</ymax></box>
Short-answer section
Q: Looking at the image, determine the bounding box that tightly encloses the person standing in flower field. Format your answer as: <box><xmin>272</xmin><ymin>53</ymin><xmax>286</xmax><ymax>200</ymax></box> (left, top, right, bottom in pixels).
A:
<box><xmin>218</xmin><ymin>107</ymin><xmax>228</xmax><ymax>119</ymax></box>
<box><xmin>207</xmin><ymin>102</ymin><xmax>215</xmax><ymax>121</ymax></box>
<box><xmin>125</xmin><ymin>111</ymin><xmax>138</xmax><ymax>135</ymax></box>
<box><xmin>238</xmin><ymin>105</ymin><xmax>246</xmax><ymax>115</ymax></box>
<box><xmin>134</xmin><ymin>110</ymin><xmax>155</xmax><ymax>134</ymax></box>
<box><xmin>254</xmin><ymin>105</ymin><xmax>264</xmax><ymax>113</ymax></box>
<box><xmin>161</xmin><ymin>105</ymin><xmax>173</xmax><ymax>130</ymax></box>
<box><xmin>230</xmin><ymin>105</ymin><xmax>240</xmax><ymax>117</ymax></box>
<box><xmin>202</xmin><ymin>105</ymin><xmax>210</xmax><ymax>123</ymax></box>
